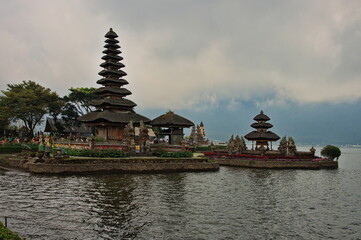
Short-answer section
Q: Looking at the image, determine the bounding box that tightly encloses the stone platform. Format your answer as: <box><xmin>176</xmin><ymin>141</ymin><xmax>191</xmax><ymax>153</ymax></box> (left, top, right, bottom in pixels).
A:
<box><xmin>217</xmin><ymin>159</ymin><xmax>338</xmax><ymax>169</ymax></box>
<box><xmin>1</xmin><ymin>157</ymin><xmax>219</xmax><ymax>174</ymax></box>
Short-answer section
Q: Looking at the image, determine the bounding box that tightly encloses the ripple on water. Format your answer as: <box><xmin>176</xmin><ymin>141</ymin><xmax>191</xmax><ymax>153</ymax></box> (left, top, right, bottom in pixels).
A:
<box><xmin>1</xmin><ymin>157</ymin><xmax>361</xmax><ymax>239</ymax></box>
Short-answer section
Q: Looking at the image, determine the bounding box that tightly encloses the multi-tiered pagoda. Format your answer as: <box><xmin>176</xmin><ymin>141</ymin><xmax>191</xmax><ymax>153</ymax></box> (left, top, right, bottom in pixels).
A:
<box><xmin>244</xmin><ymin>111</ymin><xmax>280</xmax><ymax>150</ymax></box>
<box><xmin>79</xmin><ymin>28</ymin><xmax>150</xmax><ymax>141</ymax></box>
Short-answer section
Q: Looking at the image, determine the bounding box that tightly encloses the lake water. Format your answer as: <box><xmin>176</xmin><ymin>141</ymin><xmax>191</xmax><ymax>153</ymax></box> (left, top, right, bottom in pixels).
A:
<box><xmin>1</xmin><ymin>147</ymin><xmax>361</xmax><ymax>239</ymax></box>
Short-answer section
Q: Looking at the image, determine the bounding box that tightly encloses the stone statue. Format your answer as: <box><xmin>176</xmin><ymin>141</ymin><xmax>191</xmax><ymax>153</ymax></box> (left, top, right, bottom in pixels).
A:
<box><xmin>310</xmin><ymin>146</ymin><xmax>316</xmax><ymax>155</ymax></box>
<box><xmin>145</xmin><ymin>139</ymin><xmax>151</xmax><ymax>153</ymax></box>
<box><xmin>130</xmin><ymin>138</ymin><xmax>135</xmax><ymax>152</ymax></box>
<box><xmin>44</xmin><ymin>137</ymin><xmax>52</xmax><ymax>157</ymax></box>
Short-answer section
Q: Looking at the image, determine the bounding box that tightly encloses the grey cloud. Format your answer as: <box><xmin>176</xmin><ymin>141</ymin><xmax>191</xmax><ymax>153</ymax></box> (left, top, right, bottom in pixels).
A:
<box><xmin>1</xmin><ymin>0</ymin><xmax>361</xmax><ymax>108</ymax></box>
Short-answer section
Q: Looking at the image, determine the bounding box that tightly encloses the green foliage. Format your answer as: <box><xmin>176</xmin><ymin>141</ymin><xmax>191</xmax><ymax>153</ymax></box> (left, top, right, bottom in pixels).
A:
<box><xmin>65</xmin><ymin>148</ymin><xmax>126</xmax><ymax>158</ymax></box>
<box><xmin>0</xmin><ymin>221</ymin><xmax>22</xmax><ymax>240</ymax></box>
<box><xmin>0</xmin><ymin>114</ymin><xmax>9</xmax><ymax>130</ymax></box>
<box><xmin>0</xmin><ymin>143</ymin><xmax>38</xmax><ymax>153</ymax></box>
<box><xmin>321</xmin><ymin>145</ymin><xmax>341</xmax><ymax>161</ymax></box>
<box><xmin>195</xmin><ymin>146</ymin><xmax>211</xmax><ymax>151</ymax></box>
<box><xmin>0</xmin><ymin>80</ymin><xmax>62</xmax><ymax>137</ymax></box>
<box><xmin>63</xmin><ymin>87</ymin><xmax>99</xmax><ymax>115</ymax></box>
<box><xmin>94</xmin><ymin>136</ymin><xmax>106</xmax><ymax>142</ymax></box>
<box><xmin>153</xmin><ymin>151</ymin><xmax>193</xmax><ymax>158</ymax></box>
<box><xmin>0</xmin><ymin>146</ymin><xmax>22</xmax><ymax>153</ymax></box>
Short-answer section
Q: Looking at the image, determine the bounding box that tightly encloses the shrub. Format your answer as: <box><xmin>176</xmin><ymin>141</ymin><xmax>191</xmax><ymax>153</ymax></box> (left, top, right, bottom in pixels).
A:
<box><xmin>0</xmin><ymin>146</ymin><xmax>22</xmax><ymax>153</ymax></box>
<box><xmin>154</xmin><ymin>151</ymin><xmax>193</xmax><ymax>158</ymax></box>
<box><xmin>321</xmin><ymin>145</ymin><xmax>341</xmax><ymax>161</ymax></box>
<box><xmin>64</xmin><ymin>148</ymin><xmax>126</xmax><ymax>158</ymax></box>
<box><xmin>195</xmin><ymin>146</ymin><xmax>211</xmax><ymax>151</ymax></box>
<box><xmin>94</xmin><ymin>136</ymin><xmax>105</xmax><ymax>142</ymax></box>
<box><xmin>0</xmin><ymin>221</ymin><xmax>22</xmax><ymax>240</ymax></box>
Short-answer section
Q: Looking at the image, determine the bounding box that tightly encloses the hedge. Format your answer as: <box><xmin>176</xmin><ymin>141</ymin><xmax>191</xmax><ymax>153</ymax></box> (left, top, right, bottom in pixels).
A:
<box><xmin>0</xmin><ymin>144</ymin><xmax>38</xmax><ymax>153</ymax></box>
<box><xmin>153</xmin><ymin>151</ymin><xmax>193</xmax><ymax>158</ymax></box>
<box><xmin>64</xmin><ymin>148</ymin><xmax>126</xmax><ymax>158</ymax></box>
<box><xmin>0</xmin><ymin>146</ymin><xmax>22</xmax><ymax>153</ymax></box>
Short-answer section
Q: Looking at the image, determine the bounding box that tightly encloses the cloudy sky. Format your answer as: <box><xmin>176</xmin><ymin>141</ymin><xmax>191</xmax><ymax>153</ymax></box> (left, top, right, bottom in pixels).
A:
<box><xmin>1</xmin><ymin>0</ymin><xmax>361</xmax><ymax>144</ymax></box>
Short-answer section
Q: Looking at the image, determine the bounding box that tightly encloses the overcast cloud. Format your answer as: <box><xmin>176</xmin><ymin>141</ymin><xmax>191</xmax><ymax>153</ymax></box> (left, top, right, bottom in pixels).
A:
<box><xmin>1</xmin><ymin>0</ymin><xmax>361</xmax><ymax>110</ymax></box>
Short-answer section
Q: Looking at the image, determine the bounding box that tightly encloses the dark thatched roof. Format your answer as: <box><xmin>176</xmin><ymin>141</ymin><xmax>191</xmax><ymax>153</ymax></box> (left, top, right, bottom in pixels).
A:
<box><xmin>244</xmin><ymin>131</ymin><xmax>280</xmax><ymax>141</ymax></box>
<box><xmin>44</xmin><ymin>118</ymin><xmax>91</xmax><ymax>133</ymax></box>
<box><xmin>78</xmin><ymin>110</ymin><xmax>150</xmax><ymax>124</ymax></box>
<box><xmin>104</xmin><ymin>43</ymin><xmax>120</xmax><ymax>49</ymax></box>
<box><xmin>100</xmin><ymin>61</ymin><xmax>125</xmax><ymax>69</ymax></box>
<box><xmin>253</xmin><ymin>111</ymin><xmax>270</xmax><ymax>121</ymax></box>
<box><xmin>96</xmin><ymin>78</ymin><xmax>129</xmax><ymax>85</ymax></box>
<box><xmin>91</xmin><ymin>98</ymin><xmax>137</xmax><ymax>108</ymax></box>
<box><xmin>101</xmin><ymin>55</ymin><xmax>123</xmax><ymax>61</ymax></box>
<box><xmin>105</xmin><ymin>38</ymin><xmax>119</xmax><ymax>44</ymax></box>
<box><xmin>99</xmin><ymin>69</ymin><xmax>127</xmax><ymax>77</ymax></box>
<box><xmin>151</xmin><ymin>111</ymin><xmax>194</xmax><ymax>127</ymax></box>
<box><xmin>94</xmin><ymin>87</ymin><xmax>132</xmax><ymax>96</ymax></box>
<box><xmin>102</xmin><ymin>49</ymin><xmax>122</xmax><ymax>55</ymax></box>
<box><xmin>105</xmin><ymin>28</ymin><xmax>118</xmax><ymax>38</ymax></box>
<box><xmin>251</xmin><ymin>122</ymin><xmax>273</xmax><ymax>129</ymax></box>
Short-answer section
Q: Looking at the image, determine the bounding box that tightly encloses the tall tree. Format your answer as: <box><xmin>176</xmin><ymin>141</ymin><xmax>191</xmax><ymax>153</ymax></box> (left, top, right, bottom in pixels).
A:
<box><xmin>0</xmin><ymin>80</ymin><xmax>62</xmax><ymax>137</ymax></box>
<box><xmin>63</xmin><ymin>87</ymin><xmax>98</xmax><ymax>115</ymax></box>
<box><xmin>0</xmin><ymin>114</ymin><xmax>9</xmax><ymax>132</ymax></box>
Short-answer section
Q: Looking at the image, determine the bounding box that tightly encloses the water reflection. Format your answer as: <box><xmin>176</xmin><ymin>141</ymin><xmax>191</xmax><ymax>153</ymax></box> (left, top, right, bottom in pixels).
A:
<box><xmin>84</xmin><ymin>174</ymin><xmax>145</xmax><ymax>239</ymax></box>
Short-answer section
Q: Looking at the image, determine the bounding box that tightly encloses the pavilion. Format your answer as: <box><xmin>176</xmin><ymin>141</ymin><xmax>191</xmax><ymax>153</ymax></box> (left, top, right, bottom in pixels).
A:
<box><xmin>151</xmin><ymin>111</ymin><xmax>194</xmax><ymax>145</ymax></box>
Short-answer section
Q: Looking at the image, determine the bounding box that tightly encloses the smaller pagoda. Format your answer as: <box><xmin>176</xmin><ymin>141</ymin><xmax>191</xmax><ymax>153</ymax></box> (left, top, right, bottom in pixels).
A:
<box><xmin>244</xmin><ymin>111</ymin><xmax>280</xmax><ymax>150</ymax></box>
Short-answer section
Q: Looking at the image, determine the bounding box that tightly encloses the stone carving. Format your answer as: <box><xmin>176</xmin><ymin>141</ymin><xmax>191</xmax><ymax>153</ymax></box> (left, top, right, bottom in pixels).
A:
<box><xmin>288</xmin><ymin>137</ymin><xmax>297</xmax><ymax>156</ymax></box>
<box><xmin>122</xmin><ymin>121</ymin><xmax>135</xmax><ymax>152</ymax></box>
<box><xmin>227</xmin><ymin>135</ymin><xmax>235</xmax><ymax>154</ymax></box>
<box><xmin>227</xmin><ymin>135</ymin><xmax>248</xmax><ymax>154</ymax></box>
<box><xmin>138</xmin><ymin>121</ymin><xmax>150</xmax><ymax>153</ymax></box>
<box><xmin>189</xmin><ymin>126</ymin><xmax>197</xmax><ymax>145</ymax></box>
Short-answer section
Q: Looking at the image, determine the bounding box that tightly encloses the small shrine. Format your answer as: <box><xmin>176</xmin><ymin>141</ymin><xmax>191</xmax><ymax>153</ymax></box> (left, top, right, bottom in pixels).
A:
<box><xmin>78</xmin><ymin>28</ymin><xmax>150</xmax><ymax>141</ymax></box>
<box><xmin>244</xmin><ymin>111</ymin><xmax>280</xmax><ymax>150</ymax></box>
<box><xmin>151</xmin><ymin>111</ymin><xmax>194</xmax><ymax>145</ymax></box>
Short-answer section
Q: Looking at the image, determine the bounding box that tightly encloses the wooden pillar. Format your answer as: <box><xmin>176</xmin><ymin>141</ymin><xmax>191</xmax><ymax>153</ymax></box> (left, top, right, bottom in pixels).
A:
<box><xmin>106</xmin><ymin>126</ymin><xmax>109</xmax><ymax>140</ymax></box>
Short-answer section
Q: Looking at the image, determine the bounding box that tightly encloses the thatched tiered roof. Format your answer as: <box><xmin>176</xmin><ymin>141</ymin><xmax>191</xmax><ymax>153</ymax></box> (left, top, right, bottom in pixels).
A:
<box><xmin>244</xmin><ymin>111</ymin><xmax>280</xmax><ymax>142</ymax></box>
<box><xmin>78</xmin><ymin>28</ymin><xmax>149</xmax><ymax>125</ymax></box>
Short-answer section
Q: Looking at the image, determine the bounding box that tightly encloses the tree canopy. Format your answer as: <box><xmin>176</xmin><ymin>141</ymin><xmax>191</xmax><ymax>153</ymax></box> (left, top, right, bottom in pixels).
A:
<box><xmin>0</xmin><ymin>81</ymin><xmax>62</xmax><ymax>137</ymax></box>
<box><xmin>63</xmin><ymin>87</ymin><xmax>98</xmax><ymax>116</ymax></box>
<box><xmin>321</xmin><ymin>145</ymin><xmax>341</xmax><ymax>161</ymax></box>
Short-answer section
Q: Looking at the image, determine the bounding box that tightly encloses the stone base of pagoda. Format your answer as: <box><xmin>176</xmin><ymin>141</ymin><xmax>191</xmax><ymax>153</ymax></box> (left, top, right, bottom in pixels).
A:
<box><xmin>2</xmin><ymin>157</ymin><xmax>219</xmax><ymax>174</ymax></box>
<box><xmin>217</xmin><ymin>159</ymin><xmax>338</xmax><ymax>170</ymax></box>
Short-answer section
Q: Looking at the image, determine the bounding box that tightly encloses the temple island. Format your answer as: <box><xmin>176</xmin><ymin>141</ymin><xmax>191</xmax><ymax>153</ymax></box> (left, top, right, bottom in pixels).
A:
<box><xmin>207</xmin><ymin>111</ymin><xmax>338</xmax><ymax>169</ymax></box>
<box><xmin>0</xmin><ymin>28</ymin><xmax>337</xmax><ymax>173</ymax></box>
